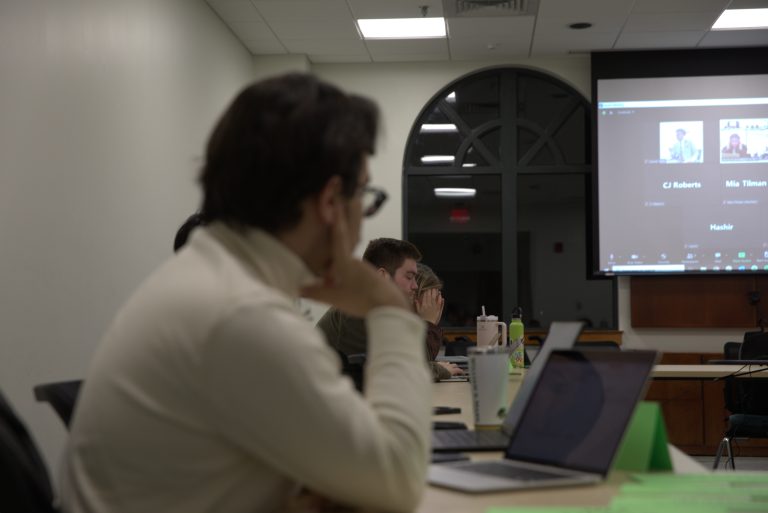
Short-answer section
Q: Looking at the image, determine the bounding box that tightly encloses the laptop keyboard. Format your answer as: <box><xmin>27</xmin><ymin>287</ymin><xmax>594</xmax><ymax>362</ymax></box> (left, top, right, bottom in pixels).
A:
<box><xmin>464</xmin><ymin>462</ymin><xmax>566</xmax><ymax>481</ymax></box>
<box><xmin>432</xmin><ymin>429</ymin><xmax>509</xmax><ymax>450</ymax></box>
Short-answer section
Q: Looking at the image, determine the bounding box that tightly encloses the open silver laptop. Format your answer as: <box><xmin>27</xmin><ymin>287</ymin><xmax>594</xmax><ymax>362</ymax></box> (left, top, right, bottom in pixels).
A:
<box><xmin>431</xmin><ymin>321</ymin><xmax>584</xmax><ymax>452</ymax></box>
<box><xmin>428</xmin><ymin>349</ymin><xmax>659</xmax><ymax>493</ymax></box>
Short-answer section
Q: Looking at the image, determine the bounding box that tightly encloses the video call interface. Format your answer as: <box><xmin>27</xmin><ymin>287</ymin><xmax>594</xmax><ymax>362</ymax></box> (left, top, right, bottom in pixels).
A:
<box><xmin>597</xmin><ymin>74</ymin><xmax>768</xmax><ymax>274</ymax></box>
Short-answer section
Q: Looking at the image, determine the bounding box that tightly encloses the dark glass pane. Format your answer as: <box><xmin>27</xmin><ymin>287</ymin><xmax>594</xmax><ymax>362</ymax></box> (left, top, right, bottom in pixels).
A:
<box><xmin>517</xmin><ymin>126</ymin><xmax>539</xmax><ymax>163</ymax></box>
<box><xmin>516</xmin><ymin>75</ymin><xmax>589</xmax><ymax>166</ymax></box>
<box><xmin>476</xmin><ymin>126</ymin><xmax>500</xmax><ymax>163</ymax></box>
<box><xmin>451</xmin><ymin>75</ymin><xmax>500</xmax><ymax>130</ymax></box>
<box><xmin>528</xmin><ymin>141</ymin><xmax>556</xmax><ymax>166</ymax></box>
<box><xmin>407</xmin><ymin>174</ymin><xmax>502</xmax><ymax>327</ymax></box>
<box><xmin>462</xmin><ymin>144</ymin><xmax>489</xmax><ymax>167</ymax></box>
<box><xmin>517</xmin><ymin>75</ymin><xmax>574</xmax><ymax>132</ymax></box>
<box><xmin>409</xmin><ymin>105</ymin><xmax>462</xmax><ymax>166</ymax></box>
<box><xmin>517</xmin><ymin>174</ymin><xmax>614</xmax><ymax>329</ymax></box>
<box><xmin>554</xmin><ymin>107</ymin><xmax>589</xmax><ymax>164</ymax></box>
<box><xmin>517</xmin><ymin>127</ymin><xmax>558</xmax><ymax>165</ymax></box>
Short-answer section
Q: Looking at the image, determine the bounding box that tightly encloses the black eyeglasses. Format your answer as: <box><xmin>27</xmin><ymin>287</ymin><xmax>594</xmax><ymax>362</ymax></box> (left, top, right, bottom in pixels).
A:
<box><xmin>361</xmin><ymin>186</ymin><xmax>388</xmax><ymax>217</ymax></box>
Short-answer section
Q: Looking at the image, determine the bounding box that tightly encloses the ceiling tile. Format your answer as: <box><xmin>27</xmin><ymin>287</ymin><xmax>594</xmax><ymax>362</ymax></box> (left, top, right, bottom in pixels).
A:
<box><xmin>532</xmin><ymin>30</ymin><xmax>619</xmax><ymax>54</ymax></box>
<box><xmin>308</xmin><ymin>54</ymin><xmax>373</xmax><ymax>63</ymax></box>
<box><xmin>623</xmin><ymin>12</ymin><xmax>722</xmax><ymax>32</ymax></box>
<box><xmin>447</xmin><ymin>16</ymin><xmax>534</xmax><ymax>38</ymax></box>
<box><xmin>268</xmin><ymin>17</ymin><xmax>360</xmax><ymax>39</ymax></box>
<box><xmin>227</xmin><ymin>21</ymin><xmax>276</xmax><ymax>40</ymax></box>
<box><xmin>615</xmin><ymin>30</ymin><xmax>706</xmax><ymax>49</ymax></box>
<box><xmin>365</xmin><ymin>38</ymin><xmax>449</xmax><ymax>62</ymax></box>
<box><xmin>630</xmin><ymin>0</ymin><xmax>730</xmax><ymax>14</ymax></box>
<box><xmin>252</xmin><ymin>0</ymin><xmax>352</xmax><ymax>19</ymax></box>
<box><xmin>347</xmin><ymin>0</ymin><xmax>443</xmax><ymax>19</ymax></box>
<box><xmin>282</xmin><ymin>38</ymin><xmax>368</xmax><ymax>55</ymax></box>
<box><xmin>207</xmin><ymin>0</ymin><xmax>264</xmax><ymax>22</ymax></box>
<box><xmin>242</xmin><ymin>38</ymin><xmax>288</xmax><ymax>54</ymax></box>
<box><xmin>535</xmin><ymin>14</ymin><xmax>630</xmax><ymax>33</ymax></box>
<box><xmin>537</xmin><ymin>0</ymin><xmax>634</xmax><ymax>17</ymax></box>
<box><xmin>699</xmin><ymin>29</ymin><xmax>768</xmax><ymax>47</ymax></box>
<box><xmin>449</xmin><ymin>36</ymin><xmax>531</xmax><ymax>60</ymax></box>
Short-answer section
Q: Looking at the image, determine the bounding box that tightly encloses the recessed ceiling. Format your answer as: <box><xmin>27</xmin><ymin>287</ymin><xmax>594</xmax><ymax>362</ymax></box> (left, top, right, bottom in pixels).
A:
<box><xmin>205</xmin><ymin>0</ymin><xmax>768</xmax><ymax>63</ymax></box>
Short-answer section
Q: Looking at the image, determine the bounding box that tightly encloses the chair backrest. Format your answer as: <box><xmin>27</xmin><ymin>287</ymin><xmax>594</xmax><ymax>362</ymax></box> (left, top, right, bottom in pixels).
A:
<box><xmin>33</xmin><ymin>380</ymin><xmax>83</xmax><ymax>429</ymax></box>
<box><xmin>740</xmin><ymin>330</ymin><xmax>768</xmax><ymax>360</ymax></box>
<box><xmin>724</xmin><ymin>341</ymin><xmax>741</xmax><ymax>360</ymax></box>
<box><xmin>0</xmin><ymin>389</ymin><xmax>58</xmax><ymax>513</ymax></box>
<box><xmin>722</xmin><ymin>340</ymin><xmax>768</xmax><ymax>415</ymax></box>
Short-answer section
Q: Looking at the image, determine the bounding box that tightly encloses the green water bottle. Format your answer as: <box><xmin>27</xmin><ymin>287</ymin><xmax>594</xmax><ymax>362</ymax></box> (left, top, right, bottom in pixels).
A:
<box><xmin>509</xmin><ymin>307</ymin><xmax>525</xmax><ymax>369</ymax></box>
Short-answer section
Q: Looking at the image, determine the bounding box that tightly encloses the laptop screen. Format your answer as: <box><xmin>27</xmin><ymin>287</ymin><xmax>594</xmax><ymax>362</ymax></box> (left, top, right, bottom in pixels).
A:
<box><xmin>504</xmin><ymin>349</ymin><xmax>657</xmax><ymax>475</ymax></box>
<box><xmin>502</xmin><ymin>321</ymin><xmax>583</xmax><ymax>434</ymax></box>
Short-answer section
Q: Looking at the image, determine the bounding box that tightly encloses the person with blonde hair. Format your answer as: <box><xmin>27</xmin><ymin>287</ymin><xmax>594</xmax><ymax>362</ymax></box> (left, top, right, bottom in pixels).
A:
<box><xmin>415</xmin><ymin>263</ymin><xmax>464</xmax><ymax>380</ymax></box>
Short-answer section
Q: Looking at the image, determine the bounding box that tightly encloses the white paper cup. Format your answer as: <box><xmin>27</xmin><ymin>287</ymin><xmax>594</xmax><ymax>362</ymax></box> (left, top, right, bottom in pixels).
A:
<box><xmin>468</xmin><ymin>346</ymin><xmax>510</xmax><ymax>428</ymax></box>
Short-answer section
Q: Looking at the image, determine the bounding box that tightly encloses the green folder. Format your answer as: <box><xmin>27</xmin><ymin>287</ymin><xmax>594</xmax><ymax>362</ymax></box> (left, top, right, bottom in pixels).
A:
<box><xmin>612</xmin><ymin>401</ymin><xmax>672</xmax><ymax>472</ymax></box>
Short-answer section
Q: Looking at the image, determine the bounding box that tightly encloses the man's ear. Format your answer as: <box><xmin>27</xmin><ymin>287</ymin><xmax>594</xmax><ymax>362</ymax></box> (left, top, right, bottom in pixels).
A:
<box><xmin>316</xmin><ymin>175</ymin><xmax>343</xmax><ymax>225</ymax></box>
<box><xmin>375</xmin><ymin>267</ymin><xmax>390</xmax><ymax>279</ymax></box>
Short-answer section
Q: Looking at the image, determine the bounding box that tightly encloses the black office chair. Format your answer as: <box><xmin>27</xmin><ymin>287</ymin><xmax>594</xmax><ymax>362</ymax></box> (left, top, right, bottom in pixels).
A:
<box><xmin>444</xmin><ymin>336</ymin><xmax>476</xmax><ymax>357</ymax></box>
<box><xmin>0</xmin><ymin>388</ymin><xmax>59</xmax><ymax>512</ymax></box>
<box><xmin>713</xmin><ymin>338</ymin><xmax>768</xmax><ymax>470</ymax></box>
<box><xmin>741</xmin><ymin>328</ymin><xmax>768</xmax><ymax>360</ymax></box>
<box><xmin>33</xmin><ymin>379</ymin><xmax>83</xmax><ymax>429</ymax></box>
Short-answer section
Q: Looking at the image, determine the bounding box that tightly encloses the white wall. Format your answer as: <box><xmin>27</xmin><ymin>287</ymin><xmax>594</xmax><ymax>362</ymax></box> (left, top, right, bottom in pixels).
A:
<box><xmin>312</xmin><ymin>59</ymin><xmax>746</xmax><ymax>351</ymax></box>
<box><xmin>0</xmin><ymin>0</ymin><xmax>254</xmax><ymax>477</ymax></box>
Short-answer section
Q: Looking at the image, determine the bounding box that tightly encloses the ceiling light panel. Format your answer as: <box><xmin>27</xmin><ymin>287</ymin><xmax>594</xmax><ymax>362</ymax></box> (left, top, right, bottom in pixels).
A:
<box><xmin>712</xmin><ymin>8</ymin><xmax>768</xmax><ymax>30</ymax></box>
<box><xmin>434</xmin><ymin>187</ymin><xmax>477</xmax><ymax>198</ymax></box>
<box><xmin>357</xmin><ymin>17</ymin><xmax>447</xmax><ymax>39</ymax></box>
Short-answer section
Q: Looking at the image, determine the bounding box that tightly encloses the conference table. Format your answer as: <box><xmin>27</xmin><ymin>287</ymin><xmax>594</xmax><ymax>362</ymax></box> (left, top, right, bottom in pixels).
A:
<box><xmin>651</xmin><ymin>363</ymin><xmax>768</xmax><ymax>379</ymax></box>
<box><xmin>416</xmin><ymin>368</ymin><xmax>710</xmax><ymax>513</ymax></box>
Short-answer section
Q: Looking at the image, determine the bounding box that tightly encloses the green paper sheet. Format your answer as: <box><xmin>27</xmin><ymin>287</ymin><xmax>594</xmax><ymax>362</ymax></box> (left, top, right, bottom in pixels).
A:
<box><xmin>485</xmin><ymin>508</ymin><xmax>608</xmax><ymax>513</ymax></box>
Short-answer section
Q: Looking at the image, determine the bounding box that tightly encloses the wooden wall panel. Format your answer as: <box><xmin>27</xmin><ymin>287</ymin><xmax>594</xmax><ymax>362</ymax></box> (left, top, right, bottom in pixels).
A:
<box><xmin>630</xmin><ymin>275</ymin><xmax>757</xmax><ymax>327</ymax></box>
<box><xmin>756</xmin><ymin>276</ymin><xmax>768</xmax><ymax>324</ymax></box>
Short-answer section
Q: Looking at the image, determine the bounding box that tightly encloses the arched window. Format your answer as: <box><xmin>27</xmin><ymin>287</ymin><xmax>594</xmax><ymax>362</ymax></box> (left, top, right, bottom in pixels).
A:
<box><xmin>404</xmin><ymin>67</ymin><xmax>615</xmax><ymax>330</ymax></box>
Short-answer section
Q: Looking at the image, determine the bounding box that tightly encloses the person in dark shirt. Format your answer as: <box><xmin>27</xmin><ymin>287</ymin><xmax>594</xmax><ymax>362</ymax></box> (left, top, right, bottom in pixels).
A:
<box><xmin>317</xmin><ymin>238</ymin><xmax>463</xmax><ymax>384</ymax></box>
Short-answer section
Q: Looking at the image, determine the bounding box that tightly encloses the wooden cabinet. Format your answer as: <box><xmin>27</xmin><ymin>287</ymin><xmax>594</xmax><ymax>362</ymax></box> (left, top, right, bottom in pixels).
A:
<box><xmin>646</xmin><ymin>352</ymin><xmax>768</xmax><ymax>457</ymax></box>
<box><xmin>645</xmin><ymin>353</ymin><xmax>716</xmax><ymax>454</ymax></box>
